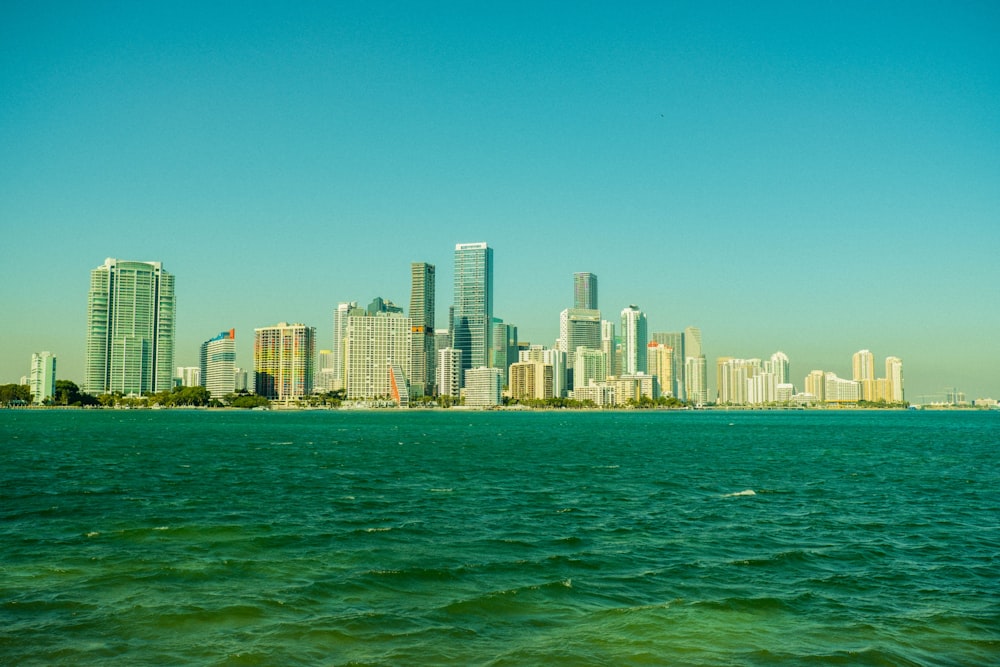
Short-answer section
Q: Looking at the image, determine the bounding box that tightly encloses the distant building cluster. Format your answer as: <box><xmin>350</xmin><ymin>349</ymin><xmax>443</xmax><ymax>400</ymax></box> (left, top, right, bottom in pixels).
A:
<box><xmin>14</xmin><ymin>247</ymin><xmax>951</xmax><ymax>408</ymax></box>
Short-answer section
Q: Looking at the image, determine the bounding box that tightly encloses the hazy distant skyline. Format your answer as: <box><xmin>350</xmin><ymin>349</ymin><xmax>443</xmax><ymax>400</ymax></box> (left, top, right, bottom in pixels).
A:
<box><xmin>2</xmin><ymin>3</ymin><xmax>998</xmax><ymax>401</ymax></box>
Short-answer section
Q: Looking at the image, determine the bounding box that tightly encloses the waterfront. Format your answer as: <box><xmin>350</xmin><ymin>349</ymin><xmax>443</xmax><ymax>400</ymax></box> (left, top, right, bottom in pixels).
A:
<box><xmin>2</xmin><ymin>410</ymin><xmax>997</xmax><ymax>665</ymax></box>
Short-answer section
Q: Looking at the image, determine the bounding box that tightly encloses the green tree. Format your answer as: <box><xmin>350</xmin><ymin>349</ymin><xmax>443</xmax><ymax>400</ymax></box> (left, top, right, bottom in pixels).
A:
<box><xmin>0</xmin><ymin>384</ymin><xmax>31</xmax><ymax>405</ymax></box>
<box><xmin>231</xmin><ymin>394</ymin><xmax>271</xmax><ymax>409</ymax></box>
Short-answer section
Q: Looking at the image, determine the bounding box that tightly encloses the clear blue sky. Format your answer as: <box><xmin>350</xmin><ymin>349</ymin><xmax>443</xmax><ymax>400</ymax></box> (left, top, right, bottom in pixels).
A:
<box><xmin>2</xmin><ymin>2</ymin><xmax>998</xmax><ymax>402</ymax></box>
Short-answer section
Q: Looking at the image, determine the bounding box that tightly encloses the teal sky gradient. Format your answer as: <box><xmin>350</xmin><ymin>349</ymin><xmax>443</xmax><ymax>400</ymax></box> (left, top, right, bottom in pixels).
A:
<box><xmin>2</xmin><ymin>2</ymin><xmax>998</xmax><ymax>401</ymax></box>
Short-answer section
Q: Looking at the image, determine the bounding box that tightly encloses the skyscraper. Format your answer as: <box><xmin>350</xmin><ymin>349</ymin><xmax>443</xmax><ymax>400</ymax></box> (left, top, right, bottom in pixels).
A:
<box><xmin>85</xmin><ymin>258</ymin><xmax>175</xmax><ymax>395</ymax></box>
<box><xmin>200</xmin><ymin>329</ymin><xmax>236</xmax><ymax>399</ymax></box>
<box><xmin>769</xmin><ymin>351</ymin><xmax>790</xmax><ymax>385</ymax></box>
<box><xmin>437</xmin><ymin>347</ymin><xmax>462</xmax><ymax>399</ymax></box>
<box><xmin>620</xmin><ymin>305</ymin><xmax>647</xmax><ymax>376</ymax></box>
<box><xmin>560</xmin><ymin>307</ymin><xmax>602</xmax><ymax>388</ymax></box>
<box><xmin>409</xmin><ymin>262</ymin><xmax>435</xmax><ymax>397</ymax></box>
<box><xmin>853</xmin><ymin>349</ymin><xmax>876</xmax><ymax>401</ymax></box>
<box><xmin>29</xmin><ymin>351</ymin><xmax>56</xmax><ymax>404</ymax></box>
<box><xmin>332</xmin><ymin>302</ymin><xmax>359</xmax><ymax>391</ymax></box>
<box><xmin>646</xmin><ymin>342</ymin><xmax>673</xmax><ymax>398</ymax></box>
<box><xmin>254</xmin><ymin>323</ymin><xmax>315</xmax><ymax>401</ymax></box>
<box><xmin>491</xmin><ymin>318</ymin><xmax>518</xmax><ymax>386</ymax></box>
<box><xmin>652</xmin><ymin>332</ymin><xmax>685</xmax><ymax>400</ymax></box>
<box><xmin>344</xmin><ymin>311</ymin><xmax>413</xmax><ymax>404</ymax></box>
<box><xmin>885</xmin><ymin>356</ymin><xmax>904</xmax><ymax>403</ymax></box>
<box><xmin>684</xmin><ymin>326</ymin><xmax>707</xmax><ymax>405</ymax></box>
<box><xmin>453</xmin><ymin>242</ymin><xmax>493</xmax><ymax>385</ymax></box>
<box><xmin>573</xmin><ymin>272</ymin><xmax>598</xmax><ymax>310</ymax></box>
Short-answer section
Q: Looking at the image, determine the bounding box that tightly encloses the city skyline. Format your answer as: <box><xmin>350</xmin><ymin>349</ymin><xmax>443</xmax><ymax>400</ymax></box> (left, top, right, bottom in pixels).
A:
<box><xmin>1</xmin><ymin>4</ymin><xmax>997</xmax><ymax>401</ymax></box>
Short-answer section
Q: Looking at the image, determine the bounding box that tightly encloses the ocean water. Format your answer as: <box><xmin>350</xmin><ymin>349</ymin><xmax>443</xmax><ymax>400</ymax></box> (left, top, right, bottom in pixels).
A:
<box><xmin>2</xmin><ymin>409</ymin><xmax>998</xmax><ymax>666</ymax></box>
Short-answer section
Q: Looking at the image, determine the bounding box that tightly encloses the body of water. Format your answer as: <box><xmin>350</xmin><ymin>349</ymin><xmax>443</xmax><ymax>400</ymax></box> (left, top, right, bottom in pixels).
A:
<box><xmin>2</xmin><ymin>409</ymin><xmax>998</xmax><ymax>665</ymax></box>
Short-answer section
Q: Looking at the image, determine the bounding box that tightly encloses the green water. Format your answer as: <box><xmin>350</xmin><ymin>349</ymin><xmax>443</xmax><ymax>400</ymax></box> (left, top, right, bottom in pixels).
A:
<box><xmin>2</xmin><ymin>409</ymin><xmax>998</xmax><ymax>665</ymax></box>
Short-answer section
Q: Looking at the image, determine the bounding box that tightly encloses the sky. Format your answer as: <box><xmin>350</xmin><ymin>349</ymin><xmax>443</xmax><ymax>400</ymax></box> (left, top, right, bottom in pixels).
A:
<box><xmin>1</xmin><ymin>1</ymin><xmax>998</xmax><ymax>402</ymax></box>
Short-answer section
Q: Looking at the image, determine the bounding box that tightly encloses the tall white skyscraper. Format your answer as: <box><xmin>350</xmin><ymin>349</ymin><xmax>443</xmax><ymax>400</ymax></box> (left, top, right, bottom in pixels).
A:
<box><xmin>885</xmin><ymin>356</ymin><xmax>904</xmax><ymax>403</ymax></box>
<box><xmin>453</xmin><ymin>242</ymin><xmax>493</xmax><ymax>385</ymax></box>
<box><xmin>620</xmin><ymin>305</ymin><xmax>647</xmax><ymax>376</ymax></box>
<box><xmin>85</xmin><ymin>258</ymin><xmax>175</xmax><ymax>395</ymax></box>
<box><xmin>332</xmin><ymin>302</ymin><xmax>359</xmax><ymax>391</ymax></box>
<box><xmin>437</xmin><ymin>347</ymin><xmax>462</xmax><ymax>398</ymax></box>
<box><xmin>344</xmin><ymin>311</ymin><xmax>413</xmax><ymax>403</ymax></box>
<box><xmin>200</xmin><ymin>329</ymin><xmax>236</xmax><ymax>399</ymax></box>
<box><xmin>601</xmin><ymin>320</ymin><xmax>618</xmax><ymax>379</ymax></box>
<box><xmin>29</xmin><ymin>351</ymin><xmax>56</xmax><ymax>404</ymax></box>
<box><xmin>769</xmin><ymin>351</ymin><xmax>790</xmax><ymax>385</ymax></box>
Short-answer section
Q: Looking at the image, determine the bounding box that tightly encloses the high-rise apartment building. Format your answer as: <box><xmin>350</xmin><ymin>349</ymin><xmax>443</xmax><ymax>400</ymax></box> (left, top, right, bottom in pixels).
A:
<box><xmin>825</xmin><ymin>372</ymin><xmax>861</xmax><ymax>403</ymax></box>
<box><xmin>684</xmin><ymin>326</ymin><xmax>706</xmax><ymax>405</ymax></box>
<box><xmin>437</xmin><ymin>347</ymin><xmax>462</xmax><ymax>399</ymax></box>
<box><xmin>254</xmin><ymin>323</ymin><xmax>315</xmax><ymax>401</ymax></box>
<box><xmin>885</xmin><ymin>356</ymin><xmax>904</xmax><ymax>403</ymax></box>
<box><xmin>769</xmin><ymin>351</ymin><xmax>790</xmax><ymax>386</ymax></box>
<box><xmin>176</xmin><ymin>366</ymin><xmax>200</xmax><ymax>387</ymax></box>
<box><xmin>409</xmin><ymin>262</ymin><xmax>435</xmax><ymax>397</ymax></box>
<box><xmin>200</xmin><ymin>329</ymin><xmax>236</xmax><ymax>399</ymax></box>
<box><xmin>85</xmin><ymin>258</ymin><xmax>175</xmax><ymax>395</ymax></box>
<box><xmin>685</xmin><ymin>356</ymin><xmax>708</xmax><ymax>406</ymax></box>
<box><xmin>651</xmin><ymin>332</ymin><xmax>684</xmax><ymax>399</ymax></box>
<box><xmin>453</xmin><ymin>242</ymin><xmax>493</xmax><ymax>385</ymax></box>
<box><xmin>464</xmin><ymin>367</ymin><xmax>503</xmax><ymax>408</ymax></box>
<box><xmin>509</xmin><ymin>361</ymin><xmax>554</xmax><ymax>401</ymax></box>
<box><xmin>29</xmin><ymin>351</ymin><xmax>56</xmax><ymax>404</ymax></box>
<box><xmin>560</xmin><ymin>308</ymin><xmax>602</xmax><ymax>388</ymax></box>
<box><xmin>344</xmin><ymin>311</ymin><xmax>412</xmax><ymax>404</ymax></box>
<box><xmin>646</xmin><ymin>342</ymin><xmax>673</xmax><ymax>398</ymax></box>
<box><xmin>331</xmin><ymin>302</ymin><xmax>359</xmax><ymax>391</ymax></box>
<box><xmin>601</xmin><ymin>320</ymin><xmax>618</xmax><ymax>379</ymax></box>
<box><xmin>853</xmin><ymin>349</ymin><xmax>876</xmax><ymax>400</ymax></box>
<box><xmin>574</xmin><ymin>347</ymin><xmax>608</xmax><ymax>390</ymax></box>
<box><xmin>573</xmin><ymin>272</ymin><xmax>598</xmax><ymax>310</ymax></box>
<box><xmin>620</xmin><ymin>305</ymin><xmax>647</xmax><ymax>376</ymax></box>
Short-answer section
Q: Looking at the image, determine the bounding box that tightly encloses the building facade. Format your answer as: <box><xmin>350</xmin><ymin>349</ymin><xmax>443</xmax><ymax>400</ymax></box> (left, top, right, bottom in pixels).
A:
<box><xmin>509</xmin><ymin>361</ymin><xmax>554</xmax><ymax>401</ymax></box>
<box><xmin>574</xmin><ymin>347</ymin><xmax>608</xmax><ymax>390</ymax></box>
<box><xmin>437</xmin><ymin>347</ymin><xmax>462</xmax><ymax>399</ymax></box>
<box><xmin>331</xmin><ymin>302</ymin><xmax>359</xmax><ymax>391</ymax></box>
<box><xmin>885</xmin><ymin>356</ymin><xmax>904</xmax><ymax>403</ymax></box>
<box><xmin>464</xmin><ymin>367</ymin><xmax>503</xmax><ymax>408</ymax></box>
<box><xmin>201</xmin><ymin>329</ymin><xmax>236</xmax><ymax>399</ymax></box>
<box><xmin>620</xmin><ymin>305</ymin><xmax>648</xmax><ymax>376</ymax></box>
<box><xmin>684</xmin><ymin>326</ymin><xmax>706</xmax><ymax>405</ymax></box>
<box><xmin>652</xmin><ymin>332</ymin><xmax>685</xmax><ymax>400</ymax></box>
<box><xmin>452</xmin><ymin>242</ymin><xmax>493</xmax><ymax>386</ymax></box>
<box><xmin>646</xmin><ymin>341</ymin><xmax>674</xmax><ymax>398</ymax></box>
<box><xmin>29</xmin><ymin>351</ymin><xmax>56</xmax><ymax>404</ymax></box>
<box><xmin>85</xmin><ymin>258</ymin><xmax>175</xmax><ymax>395</ymax></box>
<box><xmin>573</xmin><ymin>272</ymin><xmax>598</xmax><ymax>310</ymax></box>
<box><xmin>344</xmin><ymin>312</ymin><xmax>413</xmax><ymax>403</ymax></box>
<box><xmin>409</xmin><ymin>262</ymin><xmax>436</xmax><ymax>397</ymax></box>
<box><xmin>560</xmin><ymin>307</ymin><xmax>602</xmax><ymax>389</ymax></box>
<box><xmin>853</xmin><ymin>349</ymin><xmax>876</xmax><ymax>401</ymax></box>
<box><xmin>254</xmin><ymin>323</ymin><xmax>315</xmax><ymax>401</ymax></box>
